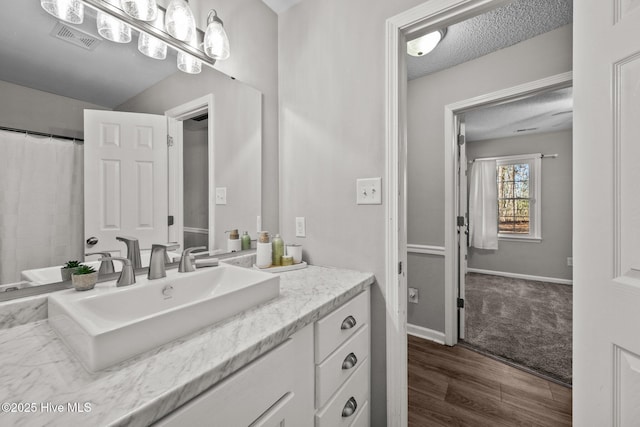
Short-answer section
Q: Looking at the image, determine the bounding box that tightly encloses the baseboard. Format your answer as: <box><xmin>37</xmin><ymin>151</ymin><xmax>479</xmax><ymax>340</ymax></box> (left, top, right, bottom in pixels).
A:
<box><xmin>467</xmin><ymin>268</ymin><xmax>572</xmax><ymax>285</ymax></box>
<box><xmin>407</xmin><ymin>323</ymin><xmax>446</xmax><ymax>344</ymax></box>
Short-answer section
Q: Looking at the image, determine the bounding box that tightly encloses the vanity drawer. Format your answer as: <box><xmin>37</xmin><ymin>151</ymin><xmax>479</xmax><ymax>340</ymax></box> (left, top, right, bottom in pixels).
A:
<box><xmin>316</xmin><ymin>323</ymin><xmax>369</xmax><ymax>408</ymax></box>
<box><xmin>315</xmin><ymin>289</ymin><xmax>370</xmax><ymax>363</ymax></box>
<box><xmin>315</xmin><ymin>357</ymin><xmax>369</xmax><ymax>427</ymax></box>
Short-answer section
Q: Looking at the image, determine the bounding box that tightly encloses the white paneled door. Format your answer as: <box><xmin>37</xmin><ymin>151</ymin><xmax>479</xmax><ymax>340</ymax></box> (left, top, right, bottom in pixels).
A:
<box><xmin>574</xmin><ymin>2</ymin><xmax>640</xmax><ymax>426</ymax></box>
<box><xmin>84</xmin><ymin>110</ymin><xmax>168</xmax><ymax>258</ymax></box>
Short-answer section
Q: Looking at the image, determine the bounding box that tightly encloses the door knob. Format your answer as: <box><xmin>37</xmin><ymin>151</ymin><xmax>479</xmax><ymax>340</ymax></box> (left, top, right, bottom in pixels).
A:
<box><xmin>86</xmin><ymin>236</ymin><xmax>98</xmax><ymax>246</ymax></box>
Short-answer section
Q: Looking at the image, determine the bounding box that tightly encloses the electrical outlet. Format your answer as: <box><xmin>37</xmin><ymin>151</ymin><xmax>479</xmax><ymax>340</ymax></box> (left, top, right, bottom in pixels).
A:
<box><xmin>567</xmin><ymin>257</ymin><xmax>573</xmax><ymax>267</ymax></box>
<box><xmin>408</xmin><ymin>287</ymin><xmax>419</xmax><ymax>303</ymax></box>
<box><xmin>295</xmin><ymin>217</ymin><xmax>306</xmax><ymax>237</ymax></box>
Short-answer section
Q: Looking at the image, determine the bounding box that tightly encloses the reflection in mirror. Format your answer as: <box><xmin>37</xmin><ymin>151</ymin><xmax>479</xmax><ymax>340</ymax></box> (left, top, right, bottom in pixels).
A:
<box><xmin>0</xmin><ymin>2</ymin><xmax>262</xmax><ymax>298</ymax></box>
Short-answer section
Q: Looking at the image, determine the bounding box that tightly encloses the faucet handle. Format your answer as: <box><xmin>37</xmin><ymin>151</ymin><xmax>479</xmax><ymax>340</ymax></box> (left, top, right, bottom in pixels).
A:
<box><xmin>152</xmin><ymin>242</ymin><xmax>181</xmax><ymax>263</ymax></box>
<box><xmin>85</xmin><ymin>252</ymin><xmax>115</xmax><ymax>275</ymax></box>
<box><xmin>178</xmin><ymin>246</ymin><xmax>207</xmax><ymax>273</ymax></box>
<box><xmin>115</xmin><ymin>235</ymin><xmax>137</xmax><ymax>242</ymax></box>
<box><xmin>99</xmin><ymin>257</ymin><xmax>136</xmax><ymax>287</ymax></box>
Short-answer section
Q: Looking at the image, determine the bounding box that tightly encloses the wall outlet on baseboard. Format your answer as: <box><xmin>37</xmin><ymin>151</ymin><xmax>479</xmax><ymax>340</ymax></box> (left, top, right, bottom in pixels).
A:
<box><xmin>567</xmin><ymin>257</ymin><xmax>573</xmax><ymax>267</ymax></box>
<box><xmin>408</xmin><ymin>287</ymin><xmax>419</xmax><ymax>303</ymax></box>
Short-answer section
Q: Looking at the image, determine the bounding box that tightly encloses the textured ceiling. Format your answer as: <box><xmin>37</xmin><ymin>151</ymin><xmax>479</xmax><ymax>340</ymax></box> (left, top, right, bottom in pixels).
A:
<box><xmin>0</xmin><ymin>2</ymin><xmax>179</xmax><ymax>108</ymax></box>
<box><xmin>464</xmin><ymin>87</ymin><xmax>573</xmax><ymax>142</ymax></box>
<box><xmin>407</xmin><ymin>0</ymin><xmax>573</xmax><ymax>80</ymax></box>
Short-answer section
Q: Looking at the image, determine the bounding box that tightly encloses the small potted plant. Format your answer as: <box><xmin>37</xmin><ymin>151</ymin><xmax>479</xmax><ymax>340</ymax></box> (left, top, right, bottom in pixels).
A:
<box><xmin>71</xmin><ymin>264</ymin><xmax>98</xmax><ymax>291</ymax></box>
<box><xmin>61</xmin><ymin>260</ymin><xmax>81</xmax><ymax>282</ymax></box>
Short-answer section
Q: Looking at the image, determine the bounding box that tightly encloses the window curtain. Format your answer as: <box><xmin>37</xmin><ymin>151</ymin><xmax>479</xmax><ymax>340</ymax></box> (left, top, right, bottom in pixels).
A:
<box><xmin>469</xmin><ymin>159</ymin><xmax>498</xmax><ymax>250</ymax></box>
<box><xmin>0</xmin><ymin>130</ymin><xmax>83</xmax><ymax>284</ymax></box>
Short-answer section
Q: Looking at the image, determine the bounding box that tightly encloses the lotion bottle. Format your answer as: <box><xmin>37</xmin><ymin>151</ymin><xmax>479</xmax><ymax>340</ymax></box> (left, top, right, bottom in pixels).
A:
<box><xmin>272</xmin><ymin>234</ymin><xmax>284</xmax><ymax>266</ymax></box>
<box><xmin>241</xmin><ymin>231</ymin><xmax>251</xmax><ymax>250</ymax></box>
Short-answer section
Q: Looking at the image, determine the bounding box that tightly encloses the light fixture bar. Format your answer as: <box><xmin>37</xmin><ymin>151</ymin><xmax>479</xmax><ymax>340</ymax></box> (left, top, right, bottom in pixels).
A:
<box><xmin>81</xmin><ymin>0</ymin><xmax>216</xmax><ymax>67</ymax></box>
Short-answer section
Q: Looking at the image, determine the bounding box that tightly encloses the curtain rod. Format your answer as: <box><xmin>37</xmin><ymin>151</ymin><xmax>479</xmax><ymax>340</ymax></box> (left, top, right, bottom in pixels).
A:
<box><xmin>468</xmin><ymin>153</ymin><xmax>558</xmax><ymax>164</ymax></box>
<box><xmin>0</xmin><ymin>126</ymin><xmax>84</xmax><ymax>143</ymax></box>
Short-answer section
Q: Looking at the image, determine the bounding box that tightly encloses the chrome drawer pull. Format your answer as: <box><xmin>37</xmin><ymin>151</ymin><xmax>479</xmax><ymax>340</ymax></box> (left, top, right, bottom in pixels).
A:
<box><xmin>341</xmin><ymin>315</ymin><xmax>357</xmax><ymax>330</ymax></box>
<box><xmin>341</xmin><ymin>397</ymin><xmax>358</xmax><ymax>418</ymax></box>
<box><xmin>342</xmin><ymin>352</ymin><xmax>358</xmax><ymax>370</ymax></box>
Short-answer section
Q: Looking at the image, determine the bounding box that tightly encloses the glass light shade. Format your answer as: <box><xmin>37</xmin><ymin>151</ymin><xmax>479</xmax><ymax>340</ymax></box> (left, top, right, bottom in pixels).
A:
<box><xmin>138</xmin><ymin>33</ymin><xmax>167</xmax><ymax>59</ymax></box>
<box><xmin>407</xmin><ymin>30</ymin><xmax>443</xmax><ymax>57</ymax></box>
<box><xmin>120</xmin><ymin>0</ymin><xmax>158</xmax><ymax>22</ymax></box>
<box><xmin>177</xmin><ymin>51</ymin><xmax>201</xmax><ymax>74</ymax></box>
<box><xmin>204</xmin><ymin>17</ymin><xmax>230</xmax><ymax>60</ymax></box>
<box><xmin>165</xmin><ymin>0</ymin><xmax>196</xmax><ymax>42</ymax></box>
<box><xmin>98</xmin><ymin>12</ymin><xmax>132</xmax><ymax>43</ymax></box>
<box><xmin>41</xmin><ymin>0</ymin><xmax>84</xmax><ymax>24</ymax></box>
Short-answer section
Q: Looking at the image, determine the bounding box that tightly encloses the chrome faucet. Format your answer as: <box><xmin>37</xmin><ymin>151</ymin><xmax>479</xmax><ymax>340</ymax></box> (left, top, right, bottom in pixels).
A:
<box><xmin>116</xmin><ymin>236</ymin><xmax>142</xmax><ymax>269</ymax></box>
<box><xmin>99</xmin><ymin>257</ymin><xmax>136</xmax><ymax>287</ymax></box>
<box><xmin>178</xmin><ymin>246</ymin><xmax>207</xmax><ymax>273</ymax></box>
<box><xmin>148</xmin><ymin>243</ymin><xmax>180</xmax><ymax>279</ymax></box>
<box><xmin>85</xmin><ymin>252</ymin><xmax>115</xmax><ymax>275</ymax></box>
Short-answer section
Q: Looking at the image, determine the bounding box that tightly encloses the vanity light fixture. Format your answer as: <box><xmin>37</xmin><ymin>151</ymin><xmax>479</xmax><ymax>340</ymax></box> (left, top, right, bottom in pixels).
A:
<box><xmin>407</xmin><ymin>28</ymin><xmax>447</xmax><ymax>57</ymax></box>
<box><xmin>41</xmin><ymin>0</ymin><xmax>85</xmax><ymax>24</ymax></box>
<box><xmin>138</xmin><ymin>12</ymin><xmax>167</xmax><ymax>59</ymax></box>
<box><xmin>97</xmin><ymin>11</ymin><xmax>132</xmax><ymax>43</ymax></box>
<box><xmin>203</xmin><ymin>10</ymin><xmax>230</xmax><ymax>60</ymax></box>
<box><xmin>120</xmin><ymin>0</ymin><xmax>157</xmax><ymax>22</ymax></box>
<box><xmin>165</xmin><ymin>0</ymin><xmax>196</xmax><ymax>42</ymax></box>
<box><xmin>177</xmin><ymin>34</ymin><xmax>201</xmax><ymax>74</ymax></box>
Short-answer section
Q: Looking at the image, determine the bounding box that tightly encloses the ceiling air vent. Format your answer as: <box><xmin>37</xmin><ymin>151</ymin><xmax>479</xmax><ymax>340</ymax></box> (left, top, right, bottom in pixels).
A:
<box><xmin>50</xmin><ymin>22</ymin><xmax>101</xmax><ymax>51</ymax></box>
<box><xmin>191</xmin><ymin>113</ymin><xmax>209</xmax><ymax>122</ymax></box>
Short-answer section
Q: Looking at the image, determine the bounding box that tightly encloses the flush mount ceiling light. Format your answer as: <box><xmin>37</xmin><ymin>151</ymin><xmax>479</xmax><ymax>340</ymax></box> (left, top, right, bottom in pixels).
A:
<box><xmin>41</xmin><ymin>0</ymin><xmax>85</xmax><ymax>24</ymax></box>
<box><xmin>165</xmin><ymin>0</ymin><xmax>196</xmax><ymax>42</ymax></box>
<box><xmin>407</xmin><ymin>28</ymin><xmax>447</xmax><ymax>57</ymax></box>
<box><xmin>204</xmin><ymin>10</ymin><xmax>230</xmax><ymax>60</ymax></box>
<box><xmin>120</xmin><ymin>0</ymin><xmax>157</xmax><ymax>22</ymax></box>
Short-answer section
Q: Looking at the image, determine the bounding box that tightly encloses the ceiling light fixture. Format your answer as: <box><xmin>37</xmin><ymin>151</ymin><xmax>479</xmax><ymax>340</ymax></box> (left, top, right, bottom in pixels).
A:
<box><xmin>204</xmin><ymin>10</ymin><xmax>230</xmax><ymax>60</ymax></box>
<box><xmin>41</xmin><ymin>0</ymin><xmax>85</xmax><ymax>24</ymax></box>
<box><xmin>165</xmin><ymin>0</ymin><xmax>196</xmax><ymax>42</ymax></box>
<box><xmin>407</xmin><ymin>29</ymin><xmax>447</xmax><ymax>57</ymax></box>
<box><xmin>120</xmin><ymin>0</ymin><xmax>157</xmax><ymax>21</ymax></box>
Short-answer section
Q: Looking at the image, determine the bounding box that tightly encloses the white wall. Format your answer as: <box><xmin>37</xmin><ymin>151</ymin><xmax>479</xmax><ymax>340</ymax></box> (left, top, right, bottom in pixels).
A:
<box><xmin>278</xmin><ymin>0</ymin><xmax>427</xmax><ymax>423</ymax></box>
<box><xmin>0</xmin><ymin>80</ymin><xmax>109</xmax><ymax>139</ymax></box>
<box><xmin>406</xmin><ymin>25</ymin><xmax>573</xmax><ymax>331</ymax></box>
<box><xmin>466</xmin><ymin>130</ymin><xmax>573</xmax><ymax>281</ymax></box>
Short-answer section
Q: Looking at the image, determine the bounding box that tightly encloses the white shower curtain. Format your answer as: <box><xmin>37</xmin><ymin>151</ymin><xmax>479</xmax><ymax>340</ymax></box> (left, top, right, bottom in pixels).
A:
<box><xmin>0</xmin><ymin>130</ymin><xmax>84</xmax><ymax>284</ymax></box>
<box><xmin>469</xmin><ymin>159</ymin><xmax>498</xmax><ymax>250</ymax></box>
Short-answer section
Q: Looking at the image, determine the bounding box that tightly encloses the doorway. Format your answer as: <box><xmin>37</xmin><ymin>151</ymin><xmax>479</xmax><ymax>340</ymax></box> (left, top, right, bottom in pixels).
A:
<box><xmin>456</xmin><ymin>84</ymin><xmax>573</xmax><ymax>386</ymax></box>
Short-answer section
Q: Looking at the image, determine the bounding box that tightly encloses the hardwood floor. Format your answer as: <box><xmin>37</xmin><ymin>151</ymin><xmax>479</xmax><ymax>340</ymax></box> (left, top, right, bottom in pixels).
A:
<box><xmin>408</xmin><ymin>335</ymin><xmax>572</xmax><ymax>426</ymax></box>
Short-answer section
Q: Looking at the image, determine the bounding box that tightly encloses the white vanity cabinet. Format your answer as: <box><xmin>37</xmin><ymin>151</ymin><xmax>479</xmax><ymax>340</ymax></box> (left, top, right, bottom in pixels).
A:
<box><xmin>154</xmin><ymin>288</ymin><xmax>370</xmax><ymax>427</ymax></box>
<box><xmin>154</xmin><ymin>323</ymin><xmax>315</xmax><ymax>427</ymax></box>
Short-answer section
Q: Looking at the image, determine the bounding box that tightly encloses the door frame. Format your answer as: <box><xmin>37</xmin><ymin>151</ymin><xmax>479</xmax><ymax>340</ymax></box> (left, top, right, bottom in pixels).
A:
<box><xmin>385</xmin><ymin>1</ymin><xmax>515</xmax><ymax>423</ymax></box>
<box><xmin>165</xmin><ymin>94</ymin><xmax>215</xmax><ymax>251</ymax></box>
<box><xmin>445</xmin><ymin>72</ymin><xmax>573</xmax><ymax>344</ymax></box>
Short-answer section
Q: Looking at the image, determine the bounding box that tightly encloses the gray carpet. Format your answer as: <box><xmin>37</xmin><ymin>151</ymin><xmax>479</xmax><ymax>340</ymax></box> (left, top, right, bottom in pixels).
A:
<box><xmin>463</xmin><ymin>273</ymin><xmax>572</xmax><ymax>384</ymax></box>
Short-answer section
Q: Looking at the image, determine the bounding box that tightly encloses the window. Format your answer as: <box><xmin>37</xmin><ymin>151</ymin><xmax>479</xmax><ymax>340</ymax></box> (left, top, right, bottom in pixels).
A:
<box><xmin>496</xmin><ymin>154</ymin><xmax>541</xmax><ymax>240</ymax></box>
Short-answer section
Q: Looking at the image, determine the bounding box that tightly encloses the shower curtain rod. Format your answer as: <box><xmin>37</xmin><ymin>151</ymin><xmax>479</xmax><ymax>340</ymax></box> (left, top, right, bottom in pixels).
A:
<box><xmin>468</xmin><ymin>153</ymin><xmax>558</xmax><ymax>164</ymax></box>
<box><xmin>0</xmin><ymin>126</ymin><xmax>84</xmax><ymax>143</ymax></box>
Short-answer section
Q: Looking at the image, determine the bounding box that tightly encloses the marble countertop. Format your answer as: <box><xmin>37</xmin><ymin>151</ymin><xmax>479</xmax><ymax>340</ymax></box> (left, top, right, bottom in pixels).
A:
<box><xmin>0</xmin><ymin>265</ymin><xmax>374</xmax><ymax>427</ymax></box>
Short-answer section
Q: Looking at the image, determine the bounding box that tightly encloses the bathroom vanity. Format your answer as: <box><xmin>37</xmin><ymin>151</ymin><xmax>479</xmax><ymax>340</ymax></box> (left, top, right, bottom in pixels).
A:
<box><xmin>0</xmin><ymin>261</ymin><xmax>373</xmax><ymax>426</ymax></box>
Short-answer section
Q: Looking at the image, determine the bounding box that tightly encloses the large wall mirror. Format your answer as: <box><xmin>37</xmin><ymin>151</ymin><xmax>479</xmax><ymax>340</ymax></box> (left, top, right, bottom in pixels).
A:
<box><xmin>0</xmin><ymin>2</ymin><xmax>262</xmax><ymax>298</ymax></box>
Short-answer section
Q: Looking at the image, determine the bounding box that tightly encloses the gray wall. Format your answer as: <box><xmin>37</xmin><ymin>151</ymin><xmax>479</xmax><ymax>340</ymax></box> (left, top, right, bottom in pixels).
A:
<box><xmin>0</xmin><ymin>80</ymin><xmax>109</xmax><ymax>139</ymax></box>
<box><xmin>278</xmin><ymin>0</ymin><xmax>427</xmax><ymax>424</ymax></box>
<box><xmin>183</xmin><ymin>127</ymin><xmax>208</xmax><ymax>230</ymax></box>
<box><xmin>406</xmin><ymin>25</ymin><xmax>573</xmax><ymax>332</ymax></box>
<box><xmin>466</xmin><ymin>130</ymin><xmax>573</xmax><ymax>280</ymax></box>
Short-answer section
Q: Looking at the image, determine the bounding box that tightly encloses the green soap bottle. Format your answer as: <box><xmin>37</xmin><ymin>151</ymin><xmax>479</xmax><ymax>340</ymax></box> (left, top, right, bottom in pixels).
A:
<box><xmin>272</xmin><ymin>234</ymin><xmax>284</xmax><ymax>266</ymax></box>
<box><xmin>241</xmin><ymin>231</ymin><xmax>251</xmax><ymax>251</ymax></box>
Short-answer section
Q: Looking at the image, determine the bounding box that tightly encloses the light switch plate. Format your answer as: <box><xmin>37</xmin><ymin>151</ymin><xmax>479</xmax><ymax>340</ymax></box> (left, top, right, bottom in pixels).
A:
<box><xmin>356</xmin><ymin>177</ymin><xmax>382</xmax><ymax>205</ymax></box>
<box><xmin>215</xmin><ymin>187</ymin><xmax>227</xmax><ymax>205</ymax></box>
<box><xmin>295</xmin><ymin>217</ymin><xmax>306</xmax><ymax>237</ymax></box>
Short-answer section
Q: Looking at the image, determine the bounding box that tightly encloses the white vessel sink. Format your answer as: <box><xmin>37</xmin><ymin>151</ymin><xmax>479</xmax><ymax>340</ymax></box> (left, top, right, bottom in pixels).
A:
<box><xmin>21</xmin><ymin>250</ymin><xmax>180</xmax><ymax>285</ymax></box>
<box><xmin>48</xmin><ymin>264</ymin><xmax>280</xmax><ymax>372</ymax></box>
